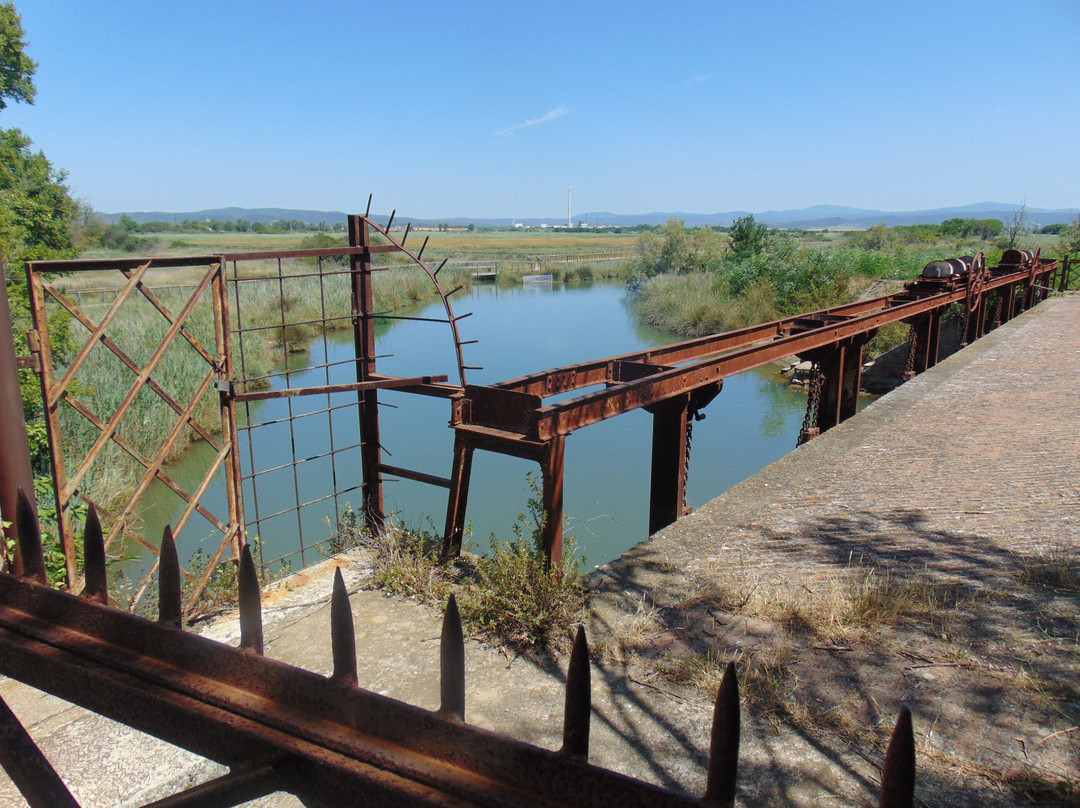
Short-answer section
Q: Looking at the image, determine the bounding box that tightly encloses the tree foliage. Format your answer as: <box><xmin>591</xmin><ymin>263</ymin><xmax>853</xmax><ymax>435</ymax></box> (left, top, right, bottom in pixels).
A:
<box><xmin>0</xmin><ymin>2</ymin><xmax>78</xmax><ymax>469</ymax></box>
<box><xmin>728</xmin><ymin>214</ymin><xmax>769</xmax><ymax>260</ymax></box>
<box><xmin>1060</xmin><ymin>214</ymin><xmax>1080</xmax><ymax>258</ymax></box>
<box><xmin>0</xmin><ymin>1</ymin><xmax>35</xmax><ymax>110</ymax></box>
<box><xmin>0</xmin><ymin>3</ymin><xmax>77</xmax><ymax>276</ymax></box>
<box><xmin>1</xmin><ymin>127</ymin><xmax>78</xmax><ymax>274</ymax></box>
<box><xmin>631</xmin><ymin>218</ymin><xmax>725</xmax><ymax>278</ymax></box>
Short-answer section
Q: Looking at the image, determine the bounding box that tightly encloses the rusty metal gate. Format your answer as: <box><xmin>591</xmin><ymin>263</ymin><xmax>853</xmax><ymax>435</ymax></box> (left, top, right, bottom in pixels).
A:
<box><xmin>23</xmin><ymin>209</ymin><xmax>468</xmax><ymax>605</ymax></box>
<box><xmin>25</xmin><ymin>254</ymin><xmax>243</xmax><ymax>606</ymax></box>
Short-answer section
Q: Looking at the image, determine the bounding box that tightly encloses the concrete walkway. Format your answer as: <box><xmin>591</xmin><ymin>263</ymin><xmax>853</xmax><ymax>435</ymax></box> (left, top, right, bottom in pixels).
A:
<box><xmin>2</xmin><ymin>296</ymin><xmax>1077</xmax><ymax>807</ymax></box>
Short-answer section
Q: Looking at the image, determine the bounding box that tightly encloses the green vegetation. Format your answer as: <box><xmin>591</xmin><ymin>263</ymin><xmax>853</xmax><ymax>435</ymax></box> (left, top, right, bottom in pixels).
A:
<box><xmin>1059</xmin><ymin>214</ymin><xmax>1080</xmax><ymax>260</ymax></box>
<box><xmin>328</xmin><ymin>480</ymin><xmax>587</xmax><ymax>654</ymax></box>
<box><xmin>1</xmin><ymin>2</ymin><xmax>79</xmax><ymax>455</ymax></box>
<box><xmin>629</xmin><ymin>215</ymin><xmax>1052</xmax><ymax>344</ymax></box>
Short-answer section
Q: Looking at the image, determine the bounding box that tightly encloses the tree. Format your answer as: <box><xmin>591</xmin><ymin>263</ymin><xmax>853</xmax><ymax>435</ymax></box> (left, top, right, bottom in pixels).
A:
<box><xmin>1060</xmin><ymin>214</ymin><xmax>1080</xmax><ymax>258</ymax></box>
<box><xmin>0</xmin><ymin>2</ymin><xmax>35</xmax><ymax>110</ymax></box>
<box><xmin>631</xmin><ymin>218</ymin><xmax>726</xmax><ymax>278</ymax></box>
<box><xmin>728</xmin><ymin>214</ymin><xmax>769</xmax><ymax>260</ymax></box>
<box><xmin>0</xmin><ymin>3</ymin><xmax>77</xmax><ymax>278</ymax></box>
<box><xmin>999</xmin><ymin>204</ymin><xmax>1027</xmax><ymax>250</ymax></box>
<box><xmin>0</xmin><ymin>2</ymin><xmax>78</xmax><ymax>471</ymax></box>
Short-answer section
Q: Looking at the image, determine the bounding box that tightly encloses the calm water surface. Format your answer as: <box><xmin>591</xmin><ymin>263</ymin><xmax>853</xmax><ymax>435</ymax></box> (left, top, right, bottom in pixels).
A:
<box><xmin>127</xmin><ymin>280</ymin><xmax>813</xmax><ymax>577</ymax></box>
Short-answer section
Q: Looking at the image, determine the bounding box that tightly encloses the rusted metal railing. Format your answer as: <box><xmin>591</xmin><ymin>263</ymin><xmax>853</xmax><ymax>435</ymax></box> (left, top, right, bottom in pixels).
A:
<box><xmin>0</xmin><ymin>498</ymin><xmax>917</xmax><ymax>807</ymax></box>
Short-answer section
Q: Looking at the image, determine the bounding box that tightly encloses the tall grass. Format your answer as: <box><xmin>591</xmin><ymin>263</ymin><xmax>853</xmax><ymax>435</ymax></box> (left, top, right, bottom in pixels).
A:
<box><xmin>637</xmin><ymin>240</ymin><xmax>951</xmax><ymax>338</ymax></box>
<box><xmin>492</xmin><ymin>260</ymin><xmax>627</xmax><ymax>285</ymax></box>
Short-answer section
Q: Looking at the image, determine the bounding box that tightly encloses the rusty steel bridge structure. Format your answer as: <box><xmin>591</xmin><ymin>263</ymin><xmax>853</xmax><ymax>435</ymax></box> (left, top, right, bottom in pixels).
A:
<box><xmin>0</xmin><ymin>202</ymin><xmax>1069</xmax><ymax>805</ymax></box>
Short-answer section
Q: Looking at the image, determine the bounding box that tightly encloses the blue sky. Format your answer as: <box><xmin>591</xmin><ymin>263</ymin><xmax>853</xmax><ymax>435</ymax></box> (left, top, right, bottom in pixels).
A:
<box><xmin>5</xmin><ymin>1</ymin><xmax>1079</xmax><ymax>218</ymax></box>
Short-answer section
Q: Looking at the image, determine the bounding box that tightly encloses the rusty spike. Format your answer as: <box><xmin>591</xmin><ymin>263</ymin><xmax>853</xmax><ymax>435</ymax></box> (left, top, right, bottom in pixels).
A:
<box><xmin>878</xmin><ymin>707</ymin><xmax>915</xmax><ymax>808</ymax></box>
<box><xmin>330</xmin><ymin>567</ymin><xmax>358</xmax><ymax>686</ymax></box>
<box><xmin>560</xmin><ymin>625</ymin><xmax>591</xmax><ymax>759</ymax></box>
<box><xmin>439</xmin><ymin>593</ymin><xmax>465</xmax><ymax>721</ymax></box>
<box><xmin>238</xmin><ymin>544</ymin><xmax>264</xmax><ymax>655</ymax></box>
<box><xmin>385</xmin><ymin>209</ymin><xmax>396</xmax><ymax>233</ymax></box>
<box><xmin>401</xmin><ymin>222</ymin><xmax>412</xmax><ymax>245</ymax></box>
<box><xmin>704</xmin><ymin>661</ymin><xmax>740</xmax><ymax>806</ymax></box>
<box><xmin>158</xmin><ymin>526</ymin><xmax>182</xmax><ymax>629</ymax></box>
<box><xmin>434</xmin><ymin>258</ymin><xmax>448</xmax><ymax>277</ymax></box>
<box><xmin>82</xmin><ymin>506</ymin><xmax>108</xmax><ymax>604</ymax></box>
<box><xmin>364</xmin><ymin>193</ymin><xmax>372</xmax><ymax>218</ymax></box>
<box><xmin>15</xmin><ymin>488</ymin><xmax>45</xmax><ymax>584</ymax></box>
<box><xmin>417</xmin><ymin>236</ymin><xmax>429</xmax><ymax>261</ymax></box>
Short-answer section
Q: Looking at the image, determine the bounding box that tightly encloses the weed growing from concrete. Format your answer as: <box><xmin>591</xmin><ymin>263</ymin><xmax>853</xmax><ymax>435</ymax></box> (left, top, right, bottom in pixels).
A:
<box><xmin>593</xmin><ymin>593</ymin><xmax>663</xmax><ymax>664</ymax></box>
<box><xmin>344</xmin><ymin>478</ymin><xmax>587</xmax><ymax>654</ymax></box>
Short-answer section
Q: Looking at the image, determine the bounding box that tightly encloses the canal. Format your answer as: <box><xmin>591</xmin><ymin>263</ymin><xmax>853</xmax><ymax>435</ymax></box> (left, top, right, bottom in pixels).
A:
<box><xmin>126</xmin><ymin>279</ymin><xmax>814</xmax><ymax>578</ymax></box>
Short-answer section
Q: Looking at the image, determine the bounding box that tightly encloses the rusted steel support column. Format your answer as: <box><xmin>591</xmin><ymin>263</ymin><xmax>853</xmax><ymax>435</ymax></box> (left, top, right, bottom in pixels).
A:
<box><xmin>645</xmin><ymin>394</ymin><xmax>691</xmax><ymax>536</ymax></box>
<box><xmin>908</xmin><ymin>313</ymin><xmax>939</xmax><ymax>375</ymax></box>
<box><xmin>1059</xmin><ymin>256</ymin><xmax>1071</xmax><ymax>293</ymax></box>
<box><xmin>995</xmin><ymin>289</ymin><xmax>1009</xmax><ymax>327</ymax></box>
<box><xmin>0</xmin><ymin>266</ymin><xmax>37</xmax><ymax>575</ymax></box>
<box><xmin>442</xmin><ymin>430</ymin><xmax>475</xmax><ymax>557</ymax></box>
<box><xmin>965</xmin><ymin>296</ymin><xmax>984</xmax><ymax>345</ymax></box>
<box><xmin>818</xmin><ymin>345</ymin><xmax>846</xmax><ymax>430</ymax></box>
<box><xmin>540</xmin><ymin>436</ymin><xmax>566</xmax><ymax>570</ymax></box>
<box><xmin>806</xmin><ymin>336</ymin><xmax>865</xmax><ymax>434</ymax></box>
<box><xmin>348</xmin><ymin>215</ymin><xmax>384</xmax><ymax>533</ymax></box>
<box><xmin>925</xmin><ymin>310</ymin><xmax>942</xmax><ymax>370</ymax></box>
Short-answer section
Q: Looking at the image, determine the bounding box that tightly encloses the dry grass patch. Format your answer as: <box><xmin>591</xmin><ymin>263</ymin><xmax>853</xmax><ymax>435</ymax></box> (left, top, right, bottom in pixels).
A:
<box><xmin>593</xmin><ymin>593</ymin><xmax>663</xmax><ymax>664</ymax></box>
<box><xmin>1015</xmin><ymin>544</ymin><xmax>1080</xmax><ymax>593</ymax></box>
<box><xmin>658</xmin><ymin>645</ymin><xmax>799</xmax><ymax>727</ymax></box>
<box><xmin>678</xmin><ymin>562</ymin><xmax>980</xmax><ymax>646</ymax></box>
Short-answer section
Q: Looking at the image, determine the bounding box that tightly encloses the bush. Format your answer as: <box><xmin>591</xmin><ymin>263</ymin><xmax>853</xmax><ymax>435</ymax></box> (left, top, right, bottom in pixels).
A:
<box><xmin>461</xmin><ymin>534</ymin><xmax>585</xmax><ymax>652</ymax></box>
<box><xmin>362</xmin><ymin>474</ymin><xmax>587</xmax><ymax>654</ymax></box>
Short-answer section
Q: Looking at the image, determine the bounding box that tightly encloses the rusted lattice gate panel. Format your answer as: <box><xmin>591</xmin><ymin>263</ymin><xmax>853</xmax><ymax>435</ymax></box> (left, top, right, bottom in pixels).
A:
<box><xmin>26</xmin><ymin>255</ymin><xmax>243</xmax><ymax>607</ymax></box>
<box><xmin>25</xmin><ymin>215</ymin><xmax>466</xmax><ymax>607</ymax></box>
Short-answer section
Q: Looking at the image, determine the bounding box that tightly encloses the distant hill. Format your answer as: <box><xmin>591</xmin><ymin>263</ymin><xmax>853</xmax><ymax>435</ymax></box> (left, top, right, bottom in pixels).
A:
<box><xmin>105</xmin><ymin>203</ymin><xmax>1079</xmax><ymax>230</ymax></box>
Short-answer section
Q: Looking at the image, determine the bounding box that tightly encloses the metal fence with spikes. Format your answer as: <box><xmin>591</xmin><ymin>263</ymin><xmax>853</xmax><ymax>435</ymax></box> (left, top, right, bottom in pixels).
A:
<box><xmin>0</xmin><ymin>492</ymin><xmax>916</xmax><ymax>807</ymax></box>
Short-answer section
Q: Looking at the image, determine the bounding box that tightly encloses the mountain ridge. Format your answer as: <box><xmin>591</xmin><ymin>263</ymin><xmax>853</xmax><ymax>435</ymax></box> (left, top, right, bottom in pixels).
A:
<box><xmin>105</xmin><ymin>202</ymin><xmax>1078</xmax><ymax>230</ymax></box>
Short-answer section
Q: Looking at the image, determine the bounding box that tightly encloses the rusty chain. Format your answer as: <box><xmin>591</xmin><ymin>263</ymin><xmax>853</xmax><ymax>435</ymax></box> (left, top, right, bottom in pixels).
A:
<box><xmin>902</xmin><ymin>323</ymin><xmax>919</xmax><ymax>381</ymax></box>
<box><xmin>796</xmin><ymin>362</ymin><xmax>823</xmax><ymax>447</ymax></box>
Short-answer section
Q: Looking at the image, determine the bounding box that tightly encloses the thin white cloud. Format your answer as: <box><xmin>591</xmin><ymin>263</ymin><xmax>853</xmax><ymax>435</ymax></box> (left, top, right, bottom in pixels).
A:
<box><xmin>684</xmin><ymin>73</ymin><xmax>715</xmax><ymax>86</ymax></box>
<box><xmin>496</xmin><ymin>106</ymin><xmax>570</xmax><ymax>137</ymax></box>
